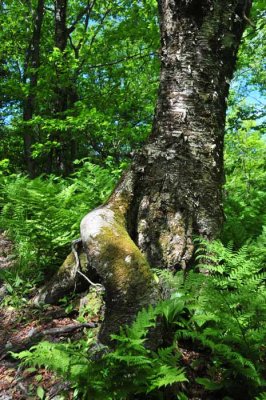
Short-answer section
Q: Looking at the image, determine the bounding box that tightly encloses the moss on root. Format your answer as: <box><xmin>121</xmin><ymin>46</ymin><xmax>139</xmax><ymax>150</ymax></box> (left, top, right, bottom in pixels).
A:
<box><xmin>96</xmin><ymin>223</ymin><xmax>154</xmax><ymax>293</ymax></box>
<box><xmin>80</xmin><ymin>197</ymin><xmax>159</xmax><ymax>342</ymax></box>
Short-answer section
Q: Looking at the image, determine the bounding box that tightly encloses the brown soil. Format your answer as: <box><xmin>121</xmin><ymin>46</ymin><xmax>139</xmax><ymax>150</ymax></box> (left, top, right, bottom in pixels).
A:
<box><xmin>0</xmin><ymin>232</ymin><xmax>101</xmax><ymax>400</ymax></box>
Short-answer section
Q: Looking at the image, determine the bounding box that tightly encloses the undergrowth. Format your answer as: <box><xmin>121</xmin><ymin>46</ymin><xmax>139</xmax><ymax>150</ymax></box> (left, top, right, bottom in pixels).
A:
<box><xmin>0</xmin><ymin>159</ymin><xmax>123</xmax><ymax>278</ymax></box>
<box><xmin>13</xmin><ymin>240</ymin><xmax>266</xmax><ymax>400</ymax></box>
<box><xmin>1</xmin><ymin>118</ymin><xmax>265</xmax><ymax>398</ymax></box>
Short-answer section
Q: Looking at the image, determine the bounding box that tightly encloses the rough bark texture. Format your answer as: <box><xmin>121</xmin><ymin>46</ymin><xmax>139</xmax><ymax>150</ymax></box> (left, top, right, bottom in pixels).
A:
<box><xmin>37</xmin><ymin>0</ymin><xmax>251</xmax><ymax>343</ymax></box>
<box><xmin>130</xmin><ymin>0</ymin><xmax>252</xmax><ymax>269</ymax></box>
<box><xmin>55</xmin><ymin>0</ymin><xmax>68</xmax><ymax>52</ymax></box>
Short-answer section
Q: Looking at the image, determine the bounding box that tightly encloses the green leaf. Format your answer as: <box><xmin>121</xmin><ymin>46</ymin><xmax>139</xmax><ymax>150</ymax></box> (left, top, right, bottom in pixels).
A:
<box><xmin>195</xmin><ymin>377</ymin><xmax>223</xmax><ymax>391</ymax></box>
<box><xmin>36</xmin><ymin>386</ymin><xmax>45</xmax><ymax>399</ymax></box>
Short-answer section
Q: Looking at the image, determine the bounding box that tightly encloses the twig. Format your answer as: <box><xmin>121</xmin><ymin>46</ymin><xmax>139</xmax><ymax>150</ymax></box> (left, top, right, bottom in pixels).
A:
<box><xmin>87</xmin><ymin>51</ymin><xmax>156</xmax><ymax>70</ymax></box>
<box><xmin>243</xmin><ymin>0</ymin><xmax>256</xmax><ymax>28</ymax></box>
<box><xmin>243</xmin><ymin>13</ymin><xmax>256</xmax><ymax>28</ymax></box>
<box><xmin>71</xmin><ymin>238</ymin><xmax>82</xmax><ymax>276</ymax></box>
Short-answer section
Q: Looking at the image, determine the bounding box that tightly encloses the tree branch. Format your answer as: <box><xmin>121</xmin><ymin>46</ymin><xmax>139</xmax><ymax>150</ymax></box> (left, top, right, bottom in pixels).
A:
<box><xmin>88</xmin><ymin>7</ymin><xmax>111</xmax><ymax>50</ymax></box>
<box><xmin>87</xmin><ymin>51</ymin><xmax>157</xmax><ymax>70</ymax></box>
<box><xmin>67</xmin><ymin>0</ymin><xmax>96</xmax><ymax>34</ymax></box>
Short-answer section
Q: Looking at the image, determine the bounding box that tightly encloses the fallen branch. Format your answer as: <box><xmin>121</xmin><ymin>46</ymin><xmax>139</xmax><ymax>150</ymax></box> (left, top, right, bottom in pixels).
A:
<box><xmin>28</xmin><ymin>322</ymin><xmax>96</xmax><ymax>338</ymax></box>
<box><xmin>1</xmin><ymin>322</ymin><xmax>96</xmax><ymax>359</ymax></box>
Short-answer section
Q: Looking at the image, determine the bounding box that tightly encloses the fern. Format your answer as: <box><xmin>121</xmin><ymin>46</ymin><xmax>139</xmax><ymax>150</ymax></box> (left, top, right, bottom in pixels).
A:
<box><xmin>12</xmin><ymin>239</ymin><xmax>265</xmax><ymax>399</ymax></box>
<box><xmin>14</xmin><ymin>305</ymin><xmax>187</xmax><ymax>399</ymax></box>
<box><xmin>0</xmin><ymin>161</ymin><xmax>120</xmax><ymax>278</ymax></box>
<box><xmin>152</xmin><ymin>240</ymin><xmax>266</xmax><ymax>399</ymax></box>
<box><xmin>174</xmin><ymin>240</ymin><xmax>266</xmax><ymax>399</ymax></box>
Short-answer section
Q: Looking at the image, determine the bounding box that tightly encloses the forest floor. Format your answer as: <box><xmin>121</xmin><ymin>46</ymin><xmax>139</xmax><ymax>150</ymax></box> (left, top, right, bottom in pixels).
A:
<box><xmin>0</xmin><ymin>232</ymin><xmax>101</xmax><ymax>400</ymax></box>
<box><xmin>0</xmin><ymin>232</ymin><xmax>207</xmax><ymax>400</ymax></box>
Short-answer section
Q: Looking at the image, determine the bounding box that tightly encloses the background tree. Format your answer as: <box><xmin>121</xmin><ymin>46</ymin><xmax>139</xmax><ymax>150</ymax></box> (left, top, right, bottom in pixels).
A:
<box><xmin>0</xmin><ymin>0</ymin><xmax>159</xmax><ymax>175</ymax></box>
<box><xmin>23</xmin><ymin>0</ymin><xmax>45</xmax><ymax>178</ymax></box>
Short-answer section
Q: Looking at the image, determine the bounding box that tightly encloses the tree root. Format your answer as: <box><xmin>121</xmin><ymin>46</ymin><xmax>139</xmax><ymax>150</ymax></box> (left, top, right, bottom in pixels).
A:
<box><xmin>32</xmin><ymin>251</ymin><xmax>94</xmax><ymax>305</ymax></box>
<box><xmin>33</xmin><ymin>172</ymin><xmax>160</xmax><ymax>344</ymax></box>
<box><xmin>80</xmin><ymin>203</ymin><xmax>159</xmax><ymax>343</ymax></box>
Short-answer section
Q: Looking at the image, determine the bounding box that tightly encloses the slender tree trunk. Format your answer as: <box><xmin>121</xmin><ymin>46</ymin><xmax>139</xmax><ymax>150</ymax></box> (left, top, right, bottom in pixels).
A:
<box><xmin>47</xmin><ymin>0</ymin><xmax>68</xmax><ymax>174</ymax></box>
<box><xmin>36</xmin><ymin>0</ymin><xmax>252</xmax><ymax>343</ymax></box>
<box><xmin>55</xmin><ymin>0</ymin><xmax>68</xmax><ymax>51</ymax></box>
<box><xmin>48</xmin><ymin>0</ymin><xmax>79</xmax><ymax>174</ymax></box>
<box><xmin>23</xmin><ymin>0</ymin><xmax>45</xmax><ymax>178</ymax></box>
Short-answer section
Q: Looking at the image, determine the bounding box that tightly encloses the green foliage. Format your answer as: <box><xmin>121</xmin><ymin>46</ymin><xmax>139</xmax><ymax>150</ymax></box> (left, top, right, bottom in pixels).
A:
<box><xmin>13</xmin><ymin>240</ymin><xmax>266</xmax><ymax>399</ymax></box>
<box><xmin>221</xmin><ymin>0</ymin><xmax>266</xmax><ymax>249</ymax></box>
<box><xmin>236</xmin><ymin>0</ymin><xmax>266</xmax><ymax>95</ymax></box>
<box><xmin>0</xmin><ymin>160</ymin><xmax>123</xmax><ymax>277</ymax></box>
<box><xmin>173</xmin><ymin>240</ymin><xmax>265</xmax><ymax>399</ymax></box>
<box><xmin>223</xmin><ymin>98</ymin><xmax>266</xmax><ymax>247</ymax></box>
<box><xmin>0</xmin><ymin>269</ymin><xmax>38</xmax><ymax>308</ymax></box>
<box><xmin>13</xmin><ymin>305</ymin><xmax>187</xmax><ymax>400</ymax></box>
<box><xmin>1</xmin><ymin>1</ymin><xmax>265</xmax><ymax>398</ymax></box>
<box><xmin>0</xmin><ymin>0</ymin><xmax>159</xmax><ymax>174</ymax></box>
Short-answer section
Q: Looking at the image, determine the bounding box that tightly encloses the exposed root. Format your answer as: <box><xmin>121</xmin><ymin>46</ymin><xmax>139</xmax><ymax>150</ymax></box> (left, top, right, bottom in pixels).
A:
<box><xmin>72</xmin><ymin>238</ymin><xmax>104</xmax><ymax>290</ymax></box>
<box><xmin>32</xmin><ymin>250</ymin><xmax>89</xmax><ymax>305</ymax></box>
<box><xmin>34</xmin><ymin>171</ymin><xmax>160</xmax><ymax>343</ymax></box>
<box><xmin>80</xmin><ymin>203</ymin><xmax>159</xmax><ymax>343</ymax></box>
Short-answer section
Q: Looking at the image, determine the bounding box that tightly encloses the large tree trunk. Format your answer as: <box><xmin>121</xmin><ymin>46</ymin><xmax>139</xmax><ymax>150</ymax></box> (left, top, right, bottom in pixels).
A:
<box><xmin>23</xmin><ymin>0</ymin><xmax>45</xmax><ymax>178</ymax></box>
<box><xmin>36</xmin><ymin>0</ymin><xmax>251</xmax><ymax>343</ymax></box>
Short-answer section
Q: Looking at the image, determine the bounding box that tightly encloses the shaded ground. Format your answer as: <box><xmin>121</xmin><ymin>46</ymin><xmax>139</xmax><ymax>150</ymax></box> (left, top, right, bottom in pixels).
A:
<box><xmin>0</xmin><ymin>297</ymin><xmax>102</xmax><ymax>399</ymax></box>
<box><xmin>0</xmin><ymin>304</ymin><xmax>99</xmax><ymax>400</ymax></box>
<box><xmin>0</xmin><ymin>232</ymin><xmax>102</xmax><ymax>399</ymax></box>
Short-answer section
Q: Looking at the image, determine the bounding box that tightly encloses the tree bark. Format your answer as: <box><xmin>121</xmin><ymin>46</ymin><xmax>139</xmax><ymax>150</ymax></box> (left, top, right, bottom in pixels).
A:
<box><xmin>23</xmin><ymin>0</ymin><xmax>45</xmax><ymax>178</ymax></box>
<box><xmin>37</xmin><ymin>0</ymin><xmax>252</xmax><ymax>343</ymax></box>
<box><xmin>48</xmin><ymin>0</ymin><xmax>80</xmax><ymax>175</ymax></box>
<box><xmin>46</xmin><ymin>0</ymin><xmax>68</xmax><ymax>174</ymax></box>
<box><xmin>55</xmin><ymin>0</ymin><xmax>68</xmax><ymax>52</ymax></box>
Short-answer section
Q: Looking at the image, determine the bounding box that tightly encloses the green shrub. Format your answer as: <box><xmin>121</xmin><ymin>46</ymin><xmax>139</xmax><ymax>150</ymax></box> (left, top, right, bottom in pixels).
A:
<box><xmin>223</xmin><ymin>108</ymin><xmax>266</xmax><ymax>247</ymax></box>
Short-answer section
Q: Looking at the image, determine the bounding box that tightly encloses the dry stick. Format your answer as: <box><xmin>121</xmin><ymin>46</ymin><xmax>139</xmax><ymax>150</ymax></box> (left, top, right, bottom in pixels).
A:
<box><xmin>29</xmin><ymin>322</ymin><xmax>96</xmax><ymax>338</ymax></box>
